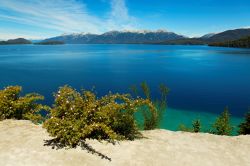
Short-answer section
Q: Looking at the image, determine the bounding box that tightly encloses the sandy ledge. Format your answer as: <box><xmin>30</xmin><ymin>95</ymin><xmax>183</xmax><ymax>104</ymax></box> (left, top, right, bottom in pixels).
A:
<box><xmin>0</xmin><ymin>120</ymin><xmax>249</xmax><ymax>166</ymax></box>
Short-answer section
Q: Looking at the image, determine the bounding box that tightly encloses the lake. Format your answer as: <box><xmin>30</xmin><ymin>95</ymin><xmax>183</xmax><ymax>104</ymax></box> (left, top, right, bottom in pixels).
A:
<box><xmin>0</xmin><ymin>44</ymin><xmax>250</xmax><ymax>131</ymax></box>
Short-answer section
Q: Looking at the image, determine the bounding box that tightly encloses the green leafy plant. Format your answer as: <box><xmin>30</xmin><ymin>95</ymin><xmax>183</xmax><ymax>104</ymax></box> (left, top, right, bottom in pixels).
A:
<box><xmin>130</xmin><ymin>82</ymin><xmax>169</xmax><ymax>130</ymax></box>
<box><xmin>130</xmin><ymin>82</ymin><xmax>156</xmax><ymax>130</ymax></box>
<box><xmin>211</xmin><ymin>107</ymin><xmax>232</xmax><ymax>135</ymax></box>
<box><xmin>159</xmin><ymin>83</ymin><xmax>169</xmax><ymax>109</ymax></box>
<box><xmin>238</xmin><ymin>111</ymin><xmax>250</xmax><ymax>135</ymax></box>
<box><xmin>129</xmin><ymin>84</ymin><xmax>138</xmax><ymax>96</ymax></box>
<box><xmin>141</xmin><ymin>105</ymin><xmax>158</xmax><ymax>130</ymax></box>
<box><xmin>140</xmin><ymin>81</ymin><xmax>151</xmax><ymax>100</ymax></box>
<box><xmin>178</xmin><ymin>119</ymin><xmax>201</xmax><ymax>133</ymax></box>
<box><xmin>178</xmin><ymin>124</ymin><xmax>193</xmax><ymax>132</ymax></box>
<box><xmin>192</xmin><ymin>119</ymin><xmax>201</xmax><ymax>133</ymax></box>
<box><xmin>43</xmin><ymin>85</ymin><xmax>157</xmax><ymax>147</ymax></box>
<box><xmin>0</xmin><ymin>86</ymin><xmax>49</xmax><ymax>124</ymax></box>
<box><xmin>155</xmin><ymin>83</ymin><xmax>169</xmax><ymax>125</ymax></box>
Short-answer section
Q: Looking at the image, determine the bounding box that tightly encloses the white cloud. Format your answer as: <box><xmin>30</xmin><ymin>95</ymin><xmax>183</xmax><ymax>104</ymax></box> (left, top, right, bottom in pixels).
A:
<box><xmin>0</xmin><ymin>0</ymin><xmax>138</xmax><ymax>39</ymax></box>
<box><xmin>107</xmin><ymin>0</ymin><xmax>137</xmax><ymax>30</ymax></box>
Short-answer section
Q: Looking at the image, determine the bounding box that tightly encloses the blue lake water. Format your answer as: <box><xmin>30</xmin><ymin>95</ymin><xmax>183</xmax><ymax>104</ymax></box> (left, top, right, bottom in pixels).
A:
<box><xmin>0</xmin><ymin>44</ymin><xmax>250</xmax><ymax>131</ymax></box>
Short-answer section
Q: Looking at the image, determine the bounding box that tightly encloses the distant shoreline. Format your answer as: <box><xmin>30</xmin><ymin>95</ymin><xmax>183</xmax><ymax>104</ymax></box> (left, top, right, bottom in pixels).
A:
<box><xmin>0</xmin><ymin>40</ymin><xmax>249</xmax><ymax>49</ymax></box>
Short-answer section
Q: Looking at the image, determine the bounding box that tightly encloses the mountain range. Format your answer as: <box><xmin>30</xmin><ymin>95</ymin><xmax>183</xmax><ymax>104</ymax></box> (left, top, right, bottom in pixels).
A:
<box><xmin>207</xmin><ymin>28</ymin><xmax>250</xmax><ymax>42</ymax></box>
<box><xmin>42</xmin><ymin>28</ymin><xmax>250</xmax><ymax>45</ymax></box>
<box><xmin>209</xmin><ymin>36</ymin><xmax>250</xmax><ymax>48</ymax></box>
<box><xmin>1</xmin><ymin>28</ymin><xmax>250</xmax><ymax>47</ymax></box>
<box><xmin>43</xmin><ymin>30</ymin><xmax>186</xmax><ymax>44</ymax></box>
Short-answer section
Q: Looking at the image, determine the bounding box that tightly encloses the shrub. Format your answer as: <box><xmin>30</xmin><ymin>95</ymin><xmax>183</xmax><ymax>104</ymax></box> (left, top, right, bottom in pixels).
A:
<box><xmin>130</xmin><ymin>83</ymin><xmax>158</xmax><ymax>130</ymax></box>
<box><xmin>211</xmin><ymin>107</ymin><xmax>232</xmax><ymax>135</ymax></box>
<box><xmin>156</xmin><ymin>83</ymin><xmax>169</xmax><ymax>125</ymax></box>
<box><xmin>238</xmin><ymin>111</ymin><xmax>250</xmax><ymax>135</ymax></box>
<box><xmin>140</xmin><ymin>81</ymin><xmax>151</xmax><ymax>100</ymax></box>
<box><xmin>132</xmin><ymin>82</ymin><xmax>169</xmax><ymax>130</ymax></box>
<box><xmin>0</xmin><ymin>86</ymin><xmax>49</xmax><ymax>124</ymax></box>
<box><xmin>178</xmin><ymin>124</ymin><xmax>193</xmax><ymax>132</ymax></box>
<box><xmin>43</xmin><ymin>85</ymin><xmax>157</xmax><ymax>147</ymax></box>
<box><xmin>159</xmin><ymin>83</ymin><xmax>169</xmax><ymax>109</ymax></box>
<box><xmin>141</xmin><ymin>105</ymin><xmax>158</xmax><ymax>130</ymax></box>
<box><xmin>178</xmin><ymin>119</ymin><xmax>201</xmax><ymax>133</ymax></box>
<box><xmin>192</xmin><ymin>119</ymin><xmax>201</xmax><ymax>133</ymax></box>
<box><xmin>129</xmin><ymin>85</ymin><xmax>138</xmax><ymax>96</ymax></box>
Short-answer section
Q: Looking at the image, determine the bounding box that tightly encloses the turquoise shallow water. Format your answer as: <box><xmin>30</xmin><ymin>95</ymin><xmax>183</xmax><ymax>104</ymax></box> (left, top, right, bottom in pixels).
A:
<box><xmin>135</xmin><ymin>107</ymin><xmax>242</xmax><ymax>135</ymax></box>
<box><xmin>161</xmin><ymin>107</ymin><xmax>242</xmax><ymax>135</ymax></box>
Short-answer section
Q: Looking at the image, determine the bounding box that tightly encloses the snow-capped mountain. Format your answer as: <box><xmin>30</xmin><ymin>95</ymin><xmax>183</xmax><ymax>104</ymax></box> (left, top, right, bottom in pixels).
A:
<box><xmin>44</xmin><ymin>33</ymin><xmax>98</xmax><ymax>44</ymax></box>
<box><xmin>200</xmin><ymin>33</ymin><xmax>216</xmax><ymax>39</ymax></box>
<box><xmin>43</xmin><ymin>30</ymin><xmax>185</xmax><ymax>44</ymax></box>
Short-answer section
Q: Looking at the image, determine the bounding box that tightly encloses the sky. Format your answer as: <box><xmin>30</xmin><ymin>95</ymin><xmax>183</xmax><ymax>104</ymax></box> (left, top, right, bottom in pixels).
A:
<box><xmin>0</xmin><ymin>0</ymin><xmax>250</xmax><ymax>39</ymax></box>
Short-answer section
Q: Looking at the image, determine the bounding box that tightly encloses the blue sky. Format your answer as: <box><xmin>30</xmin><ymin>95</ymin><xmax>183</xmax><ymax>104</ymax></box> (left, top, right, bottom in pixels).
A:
<box><xmin>0</xmin><ymin>0</ymin><xmax>249</xmax><ymax>39</ymax></box>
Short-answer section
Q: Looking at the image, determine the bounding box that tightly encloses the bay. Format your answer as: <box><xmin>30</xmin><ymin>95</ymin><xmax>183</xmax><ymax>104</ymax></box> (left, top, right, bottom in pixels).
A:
<box><xmin>1</xmin><ymin>44</ymin><xmax>249</xmax><ymax>131</ymax></box>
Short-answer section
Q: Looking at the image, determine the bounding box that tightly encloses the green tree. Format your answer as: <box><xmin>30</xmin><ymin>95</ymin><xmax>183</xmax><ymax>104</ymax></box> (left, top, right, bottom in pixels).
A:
<box><xmin>178</xmin><ymin>119</ymin><xmax>201</xmax><ymax>133</ymax></box>
<box><xmin>238</xmin><ymin>111</ymin><xmax>250</xmax><ymax>135</ymax></box>
<box><xmin>212</xmin><ymin>107</ymin><xmax>232</xmax><ymax>135</ymax></box>
<box><xmin>192</xmin><ymin>119</ymin><xmax>201</xmax><ymax>133</ymax></box>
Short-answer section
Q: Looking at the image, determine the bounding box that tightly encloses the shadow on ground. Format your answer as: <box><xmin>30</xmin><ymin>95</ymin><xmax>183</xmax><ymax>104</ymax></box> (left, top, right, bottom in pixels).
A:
<box><xmin>44</xmin><ymin>138</ymin><xmax>112</xmax><ymax>161</ymax></box>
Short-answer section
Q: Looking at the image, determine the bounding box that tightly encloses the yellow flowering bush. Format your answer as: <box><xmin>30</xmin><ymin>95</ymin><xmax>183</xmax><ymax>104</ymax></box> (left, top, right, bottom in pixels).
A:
<box><xmin>0</xmin><ymin>86</ymin><xmax>49</xmax><ymax>123</ymax></box>
<box><xmin>43</xmin><ymin>85</ymin><xmax>157</xmax><ymax>147</ymax></box>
